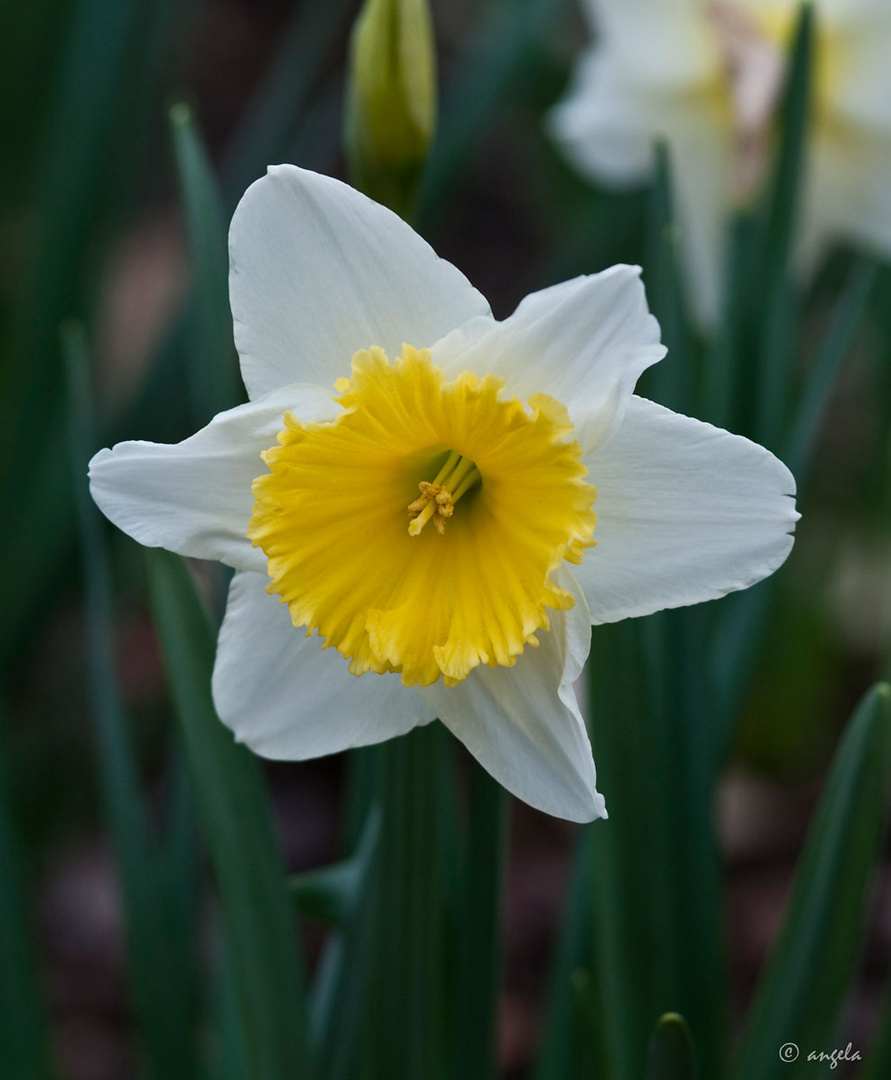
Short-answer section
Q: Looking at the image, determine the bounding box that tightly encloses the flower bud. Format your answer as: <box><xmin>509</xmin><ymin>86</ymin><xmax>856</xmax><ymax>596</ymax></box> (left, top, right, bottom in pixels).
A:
<box><xmin>344</xmin><ymin>0</ymin><xmax>436</xmax><ymax>220</ymax></box>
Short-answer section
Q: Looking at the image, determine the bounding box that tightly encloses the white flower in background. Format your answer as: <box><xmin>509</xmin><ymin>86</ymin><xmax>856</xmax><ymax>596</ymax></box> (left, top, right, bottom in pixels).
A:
<box><xmin>89</xmin><ymin>166</ymin><xmax>797</xmax><ymax>822</ymax></box>
<box><xmin>550</xmin><ymin>0</ymin><xmax>891</xmax><ymax>323</ymax></box>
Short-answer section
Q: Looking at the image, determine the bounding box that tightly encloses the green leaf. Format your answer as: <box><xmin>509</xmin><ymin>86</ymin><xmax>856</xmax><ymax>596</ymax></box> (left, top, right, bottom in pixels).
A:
<box><xmin>146</xmin><ymin>549</ymin><xmax>310</xmax><ymax>1080</ymax></box>
<box><xmin>576</xmin><ymin>621</ymin><xmax>725</xmax><ymax>1080</ymax></box>
<box><xmin>290</xmin><ymin>858</ymin><xmax>366</xmax><ymax>926</ymax></box>
<box><xmin>754</xmin><ymin>2</ymin><xmax>815</xmax><ymax>446</ymax></box>
<box><xmin>704</xmin><ymin>210</ymin><xmax>757</xmax><ymax>433</ymax></box>
<box><xmin>455</xmin><ymin>761</ymin><xmax>508</xmax><ymax>1080</ymax></box>
<box><xmin>534</xmin><ymin>827</ymin><xmax>603</xmax><ymax>1080</ymax></box>
<box><xmin>784</xmin><ymin>256</ymin><xmax>877</xmax><ymax>482</ymax></box>
<box><xmin>309</xmin><ymin>809</ymin><xmax>380</xmax><ymax>1078</ymax></box>
<box><xmin>0</xmin><ymin>698</ymin><xmax>56</xmax><ymax>1080</ymax></box>
<box><xmin>170</xmin><ymin>103</ymin><xmax>242</xmax><ymax>424</ymax></box>
<box><xmin>64</xmin><ymin>322</ymin><xmax>200</xmax><ymax>1080</ymax></box>
<box><xmin>711</xmin><ymin>581</ymin><xmax>779</xmax><ymax>764</ymax></box>
<box><xmin>418</xmin><ymin>0</ymin><xmax>570</xmax><ymax>227</ymax></box>
<box><xmin>647</xmin><ymin>1013</ymin><xmax>699</xmax><ymax>1080</ymax></box>
<box><xmin>329</xmin><ymin>728</ymin><xmax>456</xmax><ymax>1080</ymax></box>
<box><xmin>642</xmin><ymin>142</ymin><xmax>694</xmax><ymax>415</ymax></box>
<box><xmin>219</xmin><ymin>0</ymin><xmax>357</xmax><ymax>205</ymax></box>
<box><xmin>364</xmin><ymin>729</ymin><xmax>453</xmax><ymax>1080</ymax></box>
<box><xmin>731</xmin><ymin>683</ymin><xmax>891</xmax><ymax>1080</ymax></box>
<box><xmin>862</xmin><ymin>974</ymin><xmax>891</xmax><ymax>1080</ymax></box>
<box><xmin>0</xmin><ymin>0</ymin><xmax>177</xmax><ymax>669</ymax></box>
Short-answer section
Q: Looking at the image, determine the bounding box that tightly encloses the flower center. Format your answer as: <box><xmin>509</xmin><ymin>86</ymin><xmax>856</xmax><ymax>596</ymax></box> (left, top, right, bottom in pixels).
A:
<box><xmin>407</xmin><ymin>450</ymin><xmax>481</xmax><ymax>536</ymax></box>
<box><xmin>248</xmin><ymin>344</ymin><xmax>596</xmax><ymax>687</ymax></box>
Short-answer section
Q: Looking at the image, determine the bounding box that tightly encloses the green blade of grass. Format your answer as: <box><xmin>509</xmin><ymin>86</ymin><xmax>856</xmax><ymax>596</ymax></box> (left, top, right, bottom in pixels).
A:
<box><xmin>534</xmin><ymin>827</ymin><xmax>603</xmax><ymax>1080</ymax></box>
<box><xmin>704</xmin><ymin>210</ymin><xmax>757</xmax><ymax>432</ymax></box>
<box><xmin>578</xmin><ymin>620</ymin><xmax>725</xmax><ymax>1080</ymax></box>
<box><xmin>308</xmin><ymin>809</ymin><xmax>380</xmax><ymax>1079</ymax></box>
<box><xmin>0</xmin><ymin>697</ymin><xmax>56</xmax><ymax>1080</ymax></box>
<box><xmin>641</xmin><ymin>141</ymin><xmax>693</xmax><ymax>414</ymax></box>
<box><xmin>170</xmin><ymin>103</ymin><xmax>242</xmax><ymax>424</ymax></box>
<box><xmin>754</xmin><ymin>2</ymin><xmax>815</xmax><ymax>447</ymax></box>
<box><xmin>327</xmin><ymin>729</ymin><xmax>457</xmax><ymax>1080</ymax></box>
<box><xmin>710</xmin><ymin>581</ymin><xmax>778</xmax><ymax>765</ymax></box>
<box><xmin>64</xmin><ymin>322</ymin><xmax>200</xmax><ymax>1079</ymax></box>
<box><xmin>731</xmin><ymin>683</ymin><xmax>891</xmax><ymax>1080</ymax></box>
<box><xmin>647</xmin><ymin>1013</ymin><xmax>699</xmax><ymax>1080</ymax></box>
<box><xmin>784</xmin><ymin>255</ymin><xmax>877</xmax><ymax>482</ymax></box>
<box><xmin>417</xmin><ymin>0</ymin><xmax>569</xmax><ymax>228</ymax></box>
<box><xmin>146</xmin><ymin>549</ymin><xmax>310</xmax><ymax>1080</ymax></box>
<box><xmin>455</xmin><ymin>761</ymin><xmax>508</xmax><ymax>1080</ymax></box>
<box><xmin>289</xmin><ymin>851</ymin><xmax>369</xmax><ymax>926</ymax></box>
<box><xmin>219</xmin><ymin>0</ymin><xmax>357</xmax><ymax>206</ymax></box>
<box><xmin>862</xmin><ymin>975</ymin><xmax>891</xmax><ymax>1080</ymax></box>
<box><xmin>0</xmin><ymin>0</ymin><xmax>176</xmax><ymax>670</ymax></box>
<box><xmin>360</xmin><ymin>729</ymin><xmax>452</xmax><ymax>1080</ymax></box>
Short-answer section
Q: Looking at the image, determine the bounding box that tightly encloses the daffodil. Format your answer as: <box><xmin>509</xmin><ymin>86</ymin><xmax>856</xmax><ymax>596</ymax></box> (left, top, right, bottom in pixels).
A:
<box><xmin>89</xmin><ymin>166</ymin><xmax>797</xmax><ymax>821</ymax></box>
<box><xmin>550</xmin><ymin>0</ymin><xmax>891</xmax><ymax>322</ymax></box>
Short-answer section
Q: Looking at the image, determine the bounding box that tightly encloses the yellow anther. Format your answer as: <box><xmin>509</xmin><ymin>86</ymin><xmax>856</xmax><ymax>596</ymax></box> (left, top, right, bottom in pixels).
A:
<box><xmin>407</xmin><ymin>451</ymin><xmax>480</xmax><ymax>536</ymax></box>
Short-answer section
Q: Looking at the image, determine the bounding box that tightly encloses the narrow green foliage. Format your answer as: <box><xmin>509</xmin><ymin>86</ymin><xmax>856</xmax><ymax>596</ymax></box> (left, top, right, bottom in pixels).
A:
<box><xmin>64</xmin><ymin>322</ymin><xmax>200</xmax><ymax>1080</ymax></box>
<box><xmin>290</xmin><ymin>854</ymin><xmax>368</xmax><ymax>925</ymax></box>
<box><xmin>418</xmin><ymin>0</ymin><xmax>570</xmax><ymax>226</ymax></box>
<box><xmin>0</xmin><ymin>699</ymin><xmax>56</xmax><ymax>1080</ymax></box>
<box><xmin>455</xmin><ymin>762</ymin><xmax>508</xmax><ymax>1080</ymax></box>
<box><xmin>534</xmin><ymin>827</ymin><xmax>604</xmax><ymax>1080</ymax></box>
<box><xmin>309</xmin><ymin>810</ymin><xmax>380</xmax><ymax>1078</ymax></box>
<box><xmin>784</xmin><ymin>256</ymin><xmax>877</xmax><ymax>481</ymax></box>
<box><xmin>711</xmin><ymin>581</ymin><xmax>778</xmax><ymax>763</ymax></box>
<box><xmin>220</xmin><ymin>0</ymin><xmax>357</xmax><ymax>204</ymax></box>
<box><xmin>170</xmin><ymin>103</ymin><xmax>241</xmax><ymax>424</ymax></box>
<box><xmin>0</xmin><ymin>0</ymin><xmax>175</xmax><ymax>670</ymax></box>
<box><xmin>213</xmin><ymin>936</ymin><xmax>250</xmax><ymax>1080</ymax></box>
<box><xmin>364</xmin><ymin>729</ymin><xmax>452</xmax><ymax>1080</ymax></box>
<box><xmin>647</xmin><ymin>1013</ymin><xmax>699</xmax><ymax>1080</ymax></box>
<box><xmin>705</xmin><ymin>211</ymin><xmax>757</xmax><ymax>433</ymax></box>
<box><xmin>643</xmin><ymin>142</ymin><xmax>693</xmax><ymax>414</ymax></box>
<box><xmin>754</xmin><ymin>2</ymin><xmax>815</xmax><ymax>447</ymax></box>
<box><xmin>732</xmin><ymin>683</ymin><xmax>891</xmax><ymax>1080</ymax></box>
<box><xmin>146</xmin><ymin>549</ymin><xmax>310</xmax><ymax>1080</ymax></box>
<box><xmin>580</xmin><ymin>620</ymin><xmax>725</xmax><ymax>1080</ymax></box>
<box><xmin>862</xmin><ymin>976</ymin><xmax>891</xmax><ymax>1080</ymax></box>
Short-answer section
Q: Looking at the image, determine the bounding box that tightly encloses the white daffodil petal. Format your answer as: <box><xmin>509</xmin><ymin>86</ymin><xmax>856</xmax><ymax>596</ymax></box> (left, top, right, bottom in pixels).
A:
<box><xmin>432</xmin><ymin>265</ymin><xmax>666</xmax><ymax>453</ymax></box>
<box><xmin>229</xmin><ymin>165</ymin><xmax>491</xmax><ymax>398</ymax></box>
<box><xmin>213</xmin><ymin>571</ymin><xmax>434</xmax><ymax>758</ymax></box>
<box><xmin>421</xmin><ymin>571</ymin><xmax>606</xmax><ymax>823</ymax></box>
<box><xmin>577</xmin><ymin>396</ymin><xmax>798</xmax><ymax>624</ymax></box>
<box><xmin>89</xmin><ymin>383</ymin><xmax>337</xmax><ymax>571</ymax></box>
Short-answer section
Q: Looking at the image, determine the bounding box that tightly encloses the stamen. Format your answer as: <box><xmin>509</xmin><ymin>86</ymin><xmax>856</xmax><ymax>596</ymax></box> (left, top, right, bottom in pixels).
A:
<box><xmin>408</xmin><ymin>451</ymin><xmax>481</xmax><ymax>536</ymax></box>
